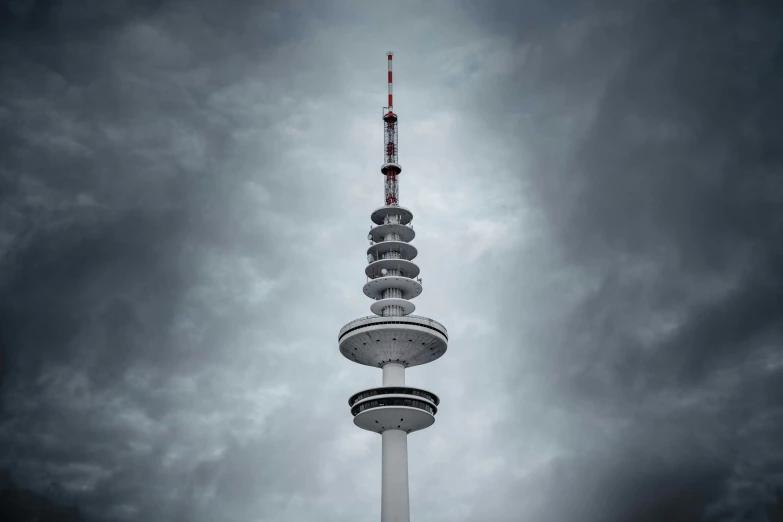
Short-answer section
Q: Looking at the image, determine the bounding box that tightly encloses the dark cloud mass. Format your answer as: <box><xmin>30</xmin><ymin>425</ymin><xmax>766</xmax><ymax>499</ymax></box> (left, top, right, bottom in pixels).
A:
<box><xmin>463</xmin><ymin>1</ymin><xmax>783</xmax><ymax>521</ymax></box>
<box><xmin>1</xmin><ymin>0</ymin><xmax>782</xmax><ymax>521</ymax></box>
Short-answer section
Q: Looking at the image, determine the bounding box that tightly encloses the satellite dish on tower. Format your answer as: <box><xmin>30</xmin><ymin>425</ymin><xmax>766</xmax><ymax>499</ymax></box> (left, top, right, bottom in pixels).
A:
<box><xmin>381</xmin><ymin>269</ymin><xmax>388</xmax><ymax>276</ymax></box>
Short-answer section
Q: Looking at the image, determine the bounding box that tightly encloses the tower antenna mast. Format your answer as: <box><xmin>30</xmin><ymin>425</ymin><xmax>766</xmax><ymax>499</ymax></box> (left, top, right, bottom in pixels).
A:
<box><xmin>382</xmin><ymin>51</ymin><xmax>401</xmax><ymax>206</ymax></box>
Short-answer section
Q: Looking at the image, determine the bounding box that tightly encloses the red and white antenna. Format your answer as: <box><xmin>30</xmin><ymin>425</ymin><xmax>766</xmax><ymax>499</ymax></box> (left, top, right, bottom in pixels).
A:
<box><xmin>387</xmin><ymin>51</ymin><xmax>394</xmax><ymax>108</ymax></box>
<box><xmin>382</xmin><ymin>51</ymin><xmax>401</xmax><ymax>206</ymax></box>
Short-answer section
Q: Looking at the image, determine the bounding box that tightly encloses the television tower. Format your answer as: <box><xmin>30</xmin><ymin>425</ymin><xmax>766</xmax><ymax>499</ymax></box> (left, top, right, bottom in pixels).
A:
<box><xmin>338</xmin><ymin>52</ymin><xmax>448</xmax><ymax>522</ymax></box>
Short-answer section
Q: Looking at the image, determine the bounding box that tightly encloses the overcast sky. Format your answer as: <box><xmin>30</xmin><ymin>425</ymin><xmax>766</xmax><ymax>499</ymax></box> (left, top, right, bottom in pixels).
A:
<box><xmin>1</xmin><ymin>0</ymin><xmax>782</xmax><ymax>521</ymax></box>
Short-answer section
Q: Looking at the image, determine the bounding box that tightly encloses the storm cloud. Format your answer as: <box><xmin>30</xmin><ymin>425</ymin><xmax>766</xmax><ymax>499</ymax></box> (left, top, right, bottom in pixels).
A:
<box><xmin>1</xmin><ymin>0</ymin><xmax>782</xmax><ymax>521</ymax></box>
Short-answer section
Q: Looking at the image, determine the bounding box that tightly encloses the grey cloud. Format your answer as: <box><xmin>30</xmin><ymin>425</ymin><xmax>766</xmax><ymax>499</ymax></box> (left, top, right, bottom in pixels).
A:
<box><xmin>462</xmin><ymin>0</ymin><xmax>783</xmax><ymax>520</ymax></box>
<box><xmin>0</xmin><ymin>1</ymin><xmax>340</xmax><ymax>520</ymax></box>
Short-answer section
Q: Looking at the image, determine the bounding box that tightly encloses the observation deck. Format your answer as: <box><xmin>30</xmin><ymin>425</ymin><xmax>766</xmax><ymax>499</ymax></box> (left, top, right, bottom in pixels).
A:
<box><xmin>339</xmin><ymin>315</ymin><xmax>448</xmax><ymax>367</ymax></box>
<box><xmin>349</xmin><ymin>386</ymin><xmax>439</xmax><ymax>434</ymax></box>
<box><xmin>349</xmin><ymin>386</ymin><xmax>440</xmax><ymax>407</ymax></box>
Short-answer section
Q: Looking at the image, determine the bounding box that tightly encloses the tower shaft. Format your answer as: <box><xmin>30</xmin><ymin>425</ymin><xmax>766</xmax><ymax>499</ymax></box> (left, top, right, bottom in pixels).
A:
<box><xmin>382</xmin><ymin>429</ymin><xmax>410</xmax><ymax>522</ymax></box>
<box><xmin>382</xmin><ymin>362</ymin><xmax>405</xmax><ymax>386</ymax></box>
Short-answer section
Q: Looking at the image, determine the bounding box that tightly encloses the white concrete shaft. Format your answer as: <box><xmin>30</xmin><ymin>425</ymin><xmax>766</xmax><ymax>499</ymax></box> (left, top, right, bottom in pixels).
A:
<box><xmin>383</xmin><ymin>363</ymin><xmax>405</xmax><ymax>386</ymax></box>
<box><xmin>381</xmin><ymin>429</ymin><xmax>410</xmax><ymax>522</ymax></box>
<box><xmin>383</xmin><ymin>288</ymin><xmax>403</xmax><ymax>299</ymax></box>
<box><xmin>382</xmin><ymin>304</ymin><xmax>403</xmax><ymax>316</ymax></box>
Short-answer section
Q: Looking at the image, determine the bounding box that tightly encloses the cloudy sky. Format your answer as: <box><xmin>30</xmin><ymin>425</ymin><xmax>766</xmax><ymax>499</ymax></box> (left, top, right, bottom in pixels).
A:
<box><xmin>1</xmin><ymin>0</ymin><xmax>782</xmax><ymax>520</ymax></box>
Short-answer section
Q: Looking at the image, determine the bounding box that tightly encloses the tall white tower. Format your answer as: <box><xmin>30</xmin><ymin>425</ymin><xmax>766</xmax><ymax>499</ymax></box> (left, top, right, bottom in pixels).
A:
<box><xmin>338</xmin><ymin>52</ymin><xmax>448</xmax><ymax>522</ymax></box>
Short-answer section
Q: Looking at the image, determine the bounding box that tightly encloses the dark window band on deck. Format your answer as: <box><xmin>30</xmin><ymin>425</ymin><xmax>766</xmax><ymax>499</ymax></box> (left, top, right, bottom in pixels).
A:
<box><xmin>351</xmin><ymin>398</ymin><xmax>436</xmax><ymax>417</ymax></box>
<box><xmin>349</xmin><ymin>387</ymin><xmax>439</xmax><ymax>406</ymax></box>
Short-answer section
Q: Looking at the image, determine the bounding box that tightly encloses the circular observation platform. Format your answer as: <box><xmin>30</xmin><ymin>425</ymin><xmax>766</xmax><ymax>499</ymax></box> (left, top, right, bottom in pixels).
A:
<box><xmin>367</xmin><ymin>241</ymin><xmax>417</xmax><ymax>261</ymax></box>
<box><xmin>338</xmin><ymin>315</ymin><xmax>448</xmax><ymax>367</ymax></box>
<box><xmin>349</xmin><ymin>386</ymin><xmax>439</xmax><ymax>407</ymax></box>
<box><xmin>370</xmin><ymin>298</ymin><xmax>415</xmax><ymax>316</ymax></box>
<box><xmin>371</xmin><ymin>205</ymin><xmax>413</xmax><ymax>226</ymax></box>
<box><xmin>365</xmin><ymin>259</ymin><xmax>420</xmax><ymax>279</ymax></box>
<box><xmin>349</xmin><ymin>386</ymin><xmax>439</xmax><ymax>434</ymax></box>
<box><xmin>363</xmin><ymin>276</ymin><xmax>422</xmax><ymax>300</ymax></box>
<box><xmin>370</xmin><ymin>223</ymin><xmax>415</xmax><ymax>243</ymax></box>
<box><xmin>354</xmin><ymin>406</ymin><xmax>434</xmax><ymax>434</ymax></box>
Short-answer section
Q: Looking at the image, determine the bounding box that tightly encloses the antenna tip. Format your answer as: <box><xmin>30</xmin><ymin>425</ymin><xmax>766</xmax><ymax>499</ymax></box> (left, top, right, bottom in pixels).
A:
<box><xmin>386</xmin><ymin>51</ymin><xmax>394</xmax><ymax>56</ymax></box>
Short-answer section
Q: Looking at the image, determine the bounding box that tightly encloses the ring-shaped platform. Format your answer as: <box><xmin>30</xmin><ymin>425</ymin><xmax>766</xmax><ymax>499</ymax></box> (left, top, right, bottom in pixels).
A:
<box><xmin>363</xmin><ymin>276</ymin><xmax>422</xmax><ymax>300</ymax></box>
<box><xmin>367</xmin><ymin>241</ymin><xmax>418</xmax><ymax>262</ymax></box>
<box><xmin>365</xmin><ymin>259</ymin><xmax>420</xmax><ymax>279</ymax></box>
<box><xmin>339</xmin><ymin>315</ymin><xmax>448</xmax><ymax>342</ymax></box>
<box><xmin>353</xmin><ymin>406</ymin><xmax>435</xmax><ymax>434</ymax></box>
<box><xmin>349</xmin><ymin>386</ymin><xmax>440</xmax><ymax>407</ymax></box>
<box><xmin>369</xmin><ymin>298</ymin><xmax>415</xmax><ymax>316</ymax></box>
<box><xmin>338</xmin><ymin>315</ymin><xmax>448</xmax><ymax>367</ymax></box>
<box><xmin>352</xmin><ymin>394</ymin><xmax>437</xmax><ymax>412</ymax></box>
<box><xmin>369</xmin><ymin>223</ymin><xmax>415</xmax><ymax>243</ymax></box>
<box><xmin>371</xmin><ymin>205</ymin><xmax>413</xmax><ymax>226</ymax></box>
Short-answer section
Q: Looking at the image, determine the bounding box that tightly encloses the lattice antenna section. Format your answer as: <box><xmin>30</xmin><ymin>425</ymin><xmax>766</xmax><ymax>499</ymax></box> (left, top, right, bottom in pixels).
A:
<box><xmin>382</xmin><ymin>51</ymin><xmax>401</xmax><ymax>206</ymax></box>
